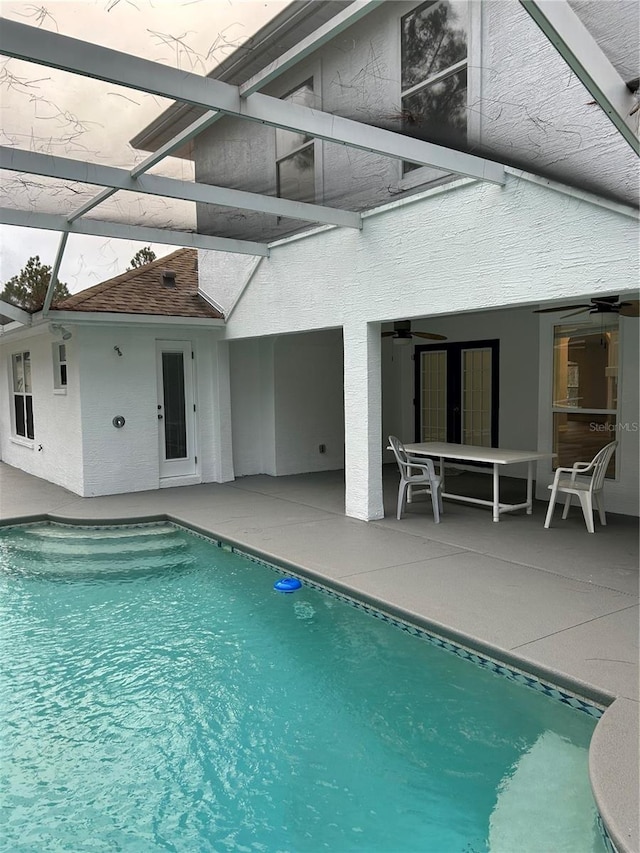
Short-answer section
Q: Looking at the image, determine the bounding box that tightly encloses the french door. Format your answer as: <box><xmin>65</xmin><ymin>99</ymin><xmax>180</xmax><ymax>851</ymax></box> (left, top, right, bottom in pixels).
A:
<box><xmin>156</xmin><ymin>340</ymin><xmax>197</xmax><ymax>479</ymax></box>
<box><xmin>415</xmin><ymin>340</ymin><xmax>499</xmax><ymax>447</ymax></box>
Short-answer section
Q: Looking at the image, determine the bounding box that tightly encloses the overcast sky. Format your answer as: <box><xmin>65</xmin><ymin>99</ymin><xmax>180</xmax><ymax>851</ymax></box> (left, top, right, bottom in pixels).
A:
<box><xmin>0</xmin><ymin>0</ymin><xmax>289</xmax><ymax>292</ymax></box>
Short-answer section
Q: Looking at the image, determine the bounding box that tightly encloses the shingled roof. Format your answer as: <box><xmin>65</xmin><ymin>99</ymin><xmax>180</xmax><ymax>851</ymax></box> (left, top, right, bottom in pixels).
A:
<box><xmin>53</xmin><ymin>248</ymin><xmax>223</xmax><ymax>319</ymax></box>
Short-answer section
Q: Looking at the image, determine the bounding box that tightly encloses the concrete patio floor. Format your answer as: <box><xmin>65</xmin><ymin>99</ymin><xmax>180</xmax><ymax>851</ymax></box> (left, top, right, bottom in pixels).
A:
<box><xmin>1</xmin><ymin>462</ymin><xmax>638</xmax><ymax>852</ymax></box>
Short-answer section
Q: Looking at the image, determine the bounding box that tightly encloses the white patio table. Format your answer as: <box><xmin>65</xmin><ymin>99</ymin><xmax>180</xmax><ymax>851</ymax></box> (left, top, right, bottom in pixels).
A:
<box><xmin>401</xmin><ymin>442</ymin><xmax>554</xmax><ymax>523</ymax></box>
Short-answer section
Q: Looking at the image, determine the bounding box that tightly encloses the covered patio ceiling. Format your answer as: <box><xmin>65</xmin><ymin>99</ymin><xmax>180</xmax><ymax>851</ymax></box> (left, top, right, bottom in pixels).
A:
<box><xmin>0</xmin><ymin>0</ymin><xmax>637</xmax><ymax>326</ymax></box>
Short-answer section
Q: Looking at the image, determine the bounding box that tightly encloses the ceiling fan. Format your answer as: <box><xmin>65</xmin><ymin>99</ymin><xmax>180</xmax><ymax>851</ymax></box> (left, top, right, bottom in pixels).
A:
<box><xmin>382</xmin><ymin>320</ymin><xmax>447</xmax><ymax>343</ymax></box>
<box><xmin>534</xmin><ymin>295</ymin><xmax>640</xmax><ymax>319</ymax></box>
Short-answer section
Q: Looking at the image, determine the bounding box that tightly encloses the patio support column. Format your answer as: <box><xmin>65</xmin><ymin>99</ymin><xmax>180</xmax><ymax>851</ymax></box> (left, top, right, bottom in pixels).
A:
<box><xmin>343</xmin><ymin>320</ymin><xmax>384</xmax><ymax>521</ymax></box>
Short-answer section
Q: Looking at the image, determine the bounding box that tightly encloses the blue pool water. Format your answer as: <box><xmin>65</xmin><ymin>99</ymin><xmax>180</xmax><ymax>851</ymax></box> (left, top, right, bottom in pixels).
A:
<box><xmin>0</xmin><ymin>522</ymin><xmax>607</xmax><ymax>853</ymax></box>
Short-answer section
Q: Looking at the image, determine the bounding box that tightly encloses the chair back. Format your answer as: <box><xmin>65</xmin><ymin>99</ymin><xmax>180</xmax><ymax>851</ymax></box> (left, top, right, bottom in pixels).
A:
<box><xmin>590</xmin><ymin>440</ymin><xmax>618</xmax><ymax>493</ymax></box>
<box><xmin>388</xmin><ymin>435</ymin><xmax>410</xmax><ymax>474</ymax></box>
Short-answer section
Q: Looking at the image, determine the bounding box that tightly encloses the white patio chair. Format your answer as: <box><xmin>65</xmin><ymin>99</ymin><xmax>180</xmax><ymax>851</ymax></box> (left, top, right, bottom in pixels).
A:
<box><xmin>543</xmin><ymin>440</ymin><xmax>618</xmax><ymax>533</ymax></box>
<box><xmin>389</xmin><ymin>435</ymin><xmax>443</xmax><ymax>523</ymax></box>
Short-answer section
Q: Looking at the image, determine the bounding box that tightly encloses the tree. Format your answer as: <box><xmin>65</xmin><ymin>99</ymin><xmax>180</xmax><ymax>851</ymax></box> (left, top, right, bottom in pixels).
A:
<box><xmin>0</xmin><ymin>256</ymin><xmax>70</xmax><ymax>312</ymax></box>
<box><xmin>127</xmin><ymin>246</ymin><xmax>157</xmax><ymax>270</ymax></box>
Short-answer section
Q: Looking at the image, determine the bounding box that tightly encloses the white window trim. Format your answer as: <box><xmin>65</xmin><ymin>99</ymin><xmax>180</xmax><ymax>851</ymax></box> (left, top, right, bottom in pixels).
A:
<box><xmin>397</xmin><ymin>0</ymin><xmax>480</xmax><ymax>189</ymax></box>
<box><xmin>275</xmin><ymin>74</ymin><xmax>320</xmax><ymax>204</ymax></box>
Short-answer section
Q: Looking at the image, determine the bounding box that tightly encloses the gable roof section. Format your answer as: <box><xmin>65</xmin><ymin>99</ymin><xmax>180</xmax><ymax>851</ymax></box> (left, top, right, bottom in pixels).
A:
<box><xmin>54</xmin><ymin>248</ymin><xmax>223</xmax><ymax>319</ymax></box>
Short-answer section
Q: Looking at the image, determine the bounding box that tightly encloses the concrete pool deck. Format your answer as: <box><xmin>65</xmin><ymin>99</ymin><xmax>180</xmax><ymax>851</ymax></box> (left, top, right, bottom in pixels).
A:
<box><xmin>1</xmin><ymin>462</ymin><xmax>638</xmax><ymax>852</ymax></box>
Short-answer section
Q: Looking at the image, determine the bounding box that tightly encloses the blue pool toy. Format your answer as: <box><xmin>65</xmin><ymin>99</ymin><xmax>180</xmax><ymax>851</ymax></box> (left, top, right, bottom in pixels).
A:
<box><xmin>274</xmin><ymin>577</ymin><xmax>302</xmax><ymax>593</ymax></box>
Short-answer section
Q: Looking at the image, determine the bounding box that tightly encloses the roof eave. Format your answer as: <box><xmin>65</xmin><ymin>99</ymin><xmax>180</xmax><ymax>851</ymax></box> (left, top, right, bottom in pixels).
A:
<box><xmin>46</xmin><ymin>310</ymin><xmax>226</xmax><ymax>327</ymax></box>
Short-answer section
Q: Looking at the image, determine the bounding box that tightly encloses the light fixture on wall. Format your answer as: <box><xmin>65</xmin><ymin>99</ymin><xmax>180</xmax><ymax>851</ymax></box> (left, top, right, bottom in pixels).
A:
<box><xmin>49</xmin><ymin>323</ymin><xmax>72</xmax><ymax>341</ymax></box>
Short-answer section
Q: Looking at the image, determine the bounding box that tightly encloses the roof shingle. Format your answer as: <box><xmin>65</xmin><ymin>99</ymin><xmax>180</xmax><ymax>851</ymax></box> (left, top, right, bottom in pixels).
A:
<box><xmin>54</xmin><ymin>248</ymin><xmax>223</xmax><ymax>319</ymax></box>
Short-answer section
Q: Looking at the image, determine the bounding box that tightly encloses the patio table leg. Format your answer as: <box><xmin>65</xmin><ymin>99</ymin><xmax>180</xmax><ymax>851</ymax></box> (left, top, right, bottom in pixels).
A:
<box><xmin>439</xmin><ymin>456</ymin><xmax>445</xmax><ymax>494</ymax></box>
<box><xmin>493</xmin><ymin>463</ymin><xmax>500</xmax><ymax>522</ymax></box>
<box><xmin>526</xmin><ymin>460</ymin><xmax>533</xmax><ymax>514</ymax></box>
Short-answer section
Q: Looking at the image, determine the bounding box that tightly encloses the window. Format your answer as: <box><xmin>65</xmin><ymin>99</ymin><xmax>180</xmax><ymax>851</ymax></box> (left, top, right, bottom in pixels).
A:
<box><xmin>401</xmin><ymin>1</ymin><xmax>469</xmax><ymax>173</ymax></box>
<box><xmin>53</xmin><ymin>342</ymin><xmax>67</xmax><ymax>390</ymax></box>
<box><xmin>276</xmin><ymin>80</ymin><xmax>315</xmax><ymax>202</ymax></box>
<box><xmin>12</xmin><ymin>351</ymin><xmax>34</xmax><ymax>440</ymax></box>
<box><xmin>552</xmin><ymin>319</ymin><xmax>618</xmax><ymax>478</ymax></box>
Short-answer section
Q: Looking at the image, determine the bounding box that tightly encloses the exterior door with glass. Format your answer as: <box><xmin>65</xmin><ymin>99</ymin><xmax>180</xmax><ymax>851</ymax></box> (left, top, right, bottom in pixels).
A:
<box><xmin>156</xmin><ymin>340</ymin><xmax>196</xmax><ymax>479</ymax></box>
<box><xmin>415</xmin><ymin>340</ymin><xmax>499</xmax><ymax>447</ymax></box>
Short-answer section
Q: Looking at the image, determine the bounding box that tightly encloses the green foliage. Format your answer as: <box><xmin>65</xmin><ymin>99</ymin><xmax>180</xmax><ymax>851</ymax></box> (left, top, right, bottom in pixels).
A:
<box><xmin>0</xmin><ymin>256</ymin><xmax>70</xmax><ymax>312</ymax></box>
<box><xmin>127</xmin><ymin>246</ymin><xmax>157</xmax><ymax>270</ymax></box>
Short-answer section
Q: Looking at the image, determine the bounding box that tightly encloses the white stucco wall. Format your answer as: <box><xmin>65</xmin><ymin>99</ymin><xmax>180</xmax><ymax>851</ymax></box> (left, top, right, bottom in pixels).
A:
<box><xmin>222</xmin><ymin>177</ymin><xmax>638</xmax><ymax>337</ymax></box>
<box><xmin>75</xmin><ymin>323</ymin><xmax>227</xmax><ymax>497</ymax></box>
<box><xmin>230</xmin><ymin>330</ymin><xmax>345</xmax><ymax>478</ymax></box>
<box><xmin>214</xmin><ymin>174</ymin><xmax>638</xmax><ymax>516</ymax></box>
<box><xmin>0</xmin><ymin>327</ymin><xmax>84</xmax><ymax>493</ymax></box>
<box><xmin>274</xmin><ymin>330</ymin><xmax>344</xmax><ymax>475</ymax></box>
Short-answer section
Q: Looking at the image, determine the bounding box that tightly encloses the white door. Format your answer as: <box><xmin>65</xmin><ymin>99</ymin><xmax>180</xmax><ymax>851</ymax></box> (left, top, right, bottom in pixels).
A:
<box><xmin>156</xmin><ymin>340</ymin><xmax>197</xmax><ymax>479</ymax></box>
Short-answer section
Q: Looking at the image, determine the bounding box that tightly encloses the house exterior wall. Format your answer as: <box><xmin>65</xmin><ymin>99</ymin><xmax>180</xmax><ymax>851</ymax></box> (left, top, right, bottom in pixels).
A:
<box><xmin>0</xmin><ymin>328</ymin><xmax>84</xmax><ymax>493</ymax></box>
<box><xmin>229</xmin><ymin>330</ymin><xmax>345</xmax><ymax>478</ymax></box>
<box><xmin>194</xmin><ymin>0</ymin><xmax>637</xmax><ymax>244</ymax></box>
<box><xmin>273</xmin><ymin>330</ymin><xmax>344</xmax><ymax>475</ymax></box>
<box><xmin>215</xmin><ymin>175</ymin><xmax>638</xmax><ymax>515</ymax></box>
<box><xmin>0</xmin><ymin>322</ymin><xmax>226</xmax><ymax>498</ymax></box>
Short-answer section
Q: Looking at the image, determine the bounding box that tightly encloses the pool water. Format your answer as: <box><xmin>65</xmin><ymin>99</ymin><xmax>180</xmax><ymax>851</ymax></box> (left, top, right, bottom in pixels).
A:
<box><xmin>0</xmin><ymin>522</ymin><xmax>607</xmax><ymax>853</ymax></box>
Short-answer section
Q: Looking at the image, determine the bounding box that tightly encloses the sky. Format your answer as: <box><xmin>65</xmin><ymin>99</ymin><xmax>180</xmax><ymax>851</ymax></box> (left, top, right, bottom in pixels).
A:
<box><xmin>0</xmin><ymin>0</ymin><xmax>290</xmax><ymax>293</ymax></box>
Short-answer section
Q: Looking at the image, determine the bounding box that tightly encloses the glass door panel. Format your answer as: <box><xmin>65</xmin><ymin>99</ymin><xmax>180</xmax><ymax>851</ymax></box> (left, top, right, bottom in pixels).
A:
<box><xmin>420</xmin><ymin>350</ymin><xmax>447</xmax><ymax>441</ymax></box>
<box><xmin>462</xmin><ymin>348</ymin><xmax>492</xmax><ymax>446</ymax></box>
<box><xmin>161</xmin><ymin>351</ymin><xmax>187</xmax><ymax>460</ymax></box>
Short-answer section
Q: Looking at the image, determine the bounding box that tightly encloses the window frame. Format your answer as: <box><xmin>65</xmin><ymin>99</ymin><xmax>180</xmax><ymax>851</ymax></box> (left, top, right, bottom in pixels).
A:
<box><xmin>52</xmin><ymin>341</ymin><xmax>68</xmax><ymax>393</ymax></box>
<box><xmin>551</xmin><ymin>317</ymin><xmax>620</xmax><ymax>479</ymax></box>
<box><xmin>275</xmin><ymin>78</ymin><xmax>317</xmax><ymax>204</ymax></box>
<box><xmin>398</xmin><ymin>0</ymin><xmax>479</xmax><ymax>188</ymax></box>
<box><xmin>11</xmin><ymin>350</ymin><xmax>35</xmax><ymax>442</ymax></box>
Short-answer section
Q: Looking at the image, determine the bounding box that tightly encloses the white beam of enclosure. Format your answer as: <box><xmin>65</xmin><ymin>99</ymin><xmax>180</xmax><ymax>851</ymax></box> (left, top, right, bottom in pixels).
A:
<box><xmin>0</xmin><ymin>299</ymin><xmax>32</xmax><ymax>325</ymax></box>
<box><xmin>519</xmin><ymin>0</ymin><xmax>639</xmax><ymax>155</ymax></box>
<box><xmin>0</xmin><ymin>208</ymin><xmax>269</xmax><ymax>256</ymax></box>
<box><xmin>42</xmin><ymin>231</ymin><xmax>69</xmax><ymax>317</ymax></box>
<box><xmin>70</xmin><ymin>112</ymin><xmax>225</xmax><ymax>222</ymax></box>
<box><xmin>0</xmin><ymin>147</ymin><xmax>362</xmax><ymax>230</ymax></box>
<box><xmin>239</xmin><ymin>0</ymin><xmax>385</xmax><ymax>96</ymax></box>
<box><xmin>0</xmin><ymin>19</ymin><xmax>505</xmax><ymax>184</ymax></box>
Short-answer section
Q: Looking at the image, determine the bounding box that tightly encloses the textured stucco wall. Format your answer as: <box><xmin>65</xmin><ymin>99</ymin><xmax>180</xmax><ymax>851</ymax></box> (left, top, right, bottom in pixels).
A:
<box><xmin>0</xmin><ymin>328</ymin><xmax>83</xmax><ymax>493</ymax></box>
<box><xmin>223</xmin><ymin>177</ymin><xmax>638</xmax><ymax>337</ymax></box>
<box><xmin>218</xmin><ymin>175</ymin><xmax>638</xmax><ymax>515</ymax></box>
<box><xmin>194</xmin><ymin>0</ymin><xmax>637</xmax><ymax>246</ymax></box>
<box><xmin>73</xmin><ymin>323</ymin><xmax>225</xmax><ymax>497</ymax></box>
<box><xmin>273</xmin><ymin>330</ymin><xmax>344</xmax><ymax>475</ymax></box>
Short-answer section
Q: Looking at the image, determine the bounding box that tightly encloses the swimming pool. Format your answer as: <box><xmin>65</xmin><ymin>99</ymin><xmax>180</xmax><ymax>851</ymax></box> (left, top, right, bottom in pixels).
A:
<box><xmin>1</xmin><ymin>521</ymin><xmax>608</xmax><ymax>852</ymax></box>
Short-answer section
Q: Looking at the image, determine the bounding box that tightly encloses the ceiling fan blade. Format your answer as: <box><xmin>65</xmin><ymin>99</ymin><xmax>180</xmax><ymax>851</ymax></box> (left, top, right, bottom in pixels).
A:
<box><xmin>412</xmin><ymin>331</ymin><xmax>448</xmax><ymax>341</ymax></box>
<box><xmin>592</xmin><ymin>295</ymin><xmax>619</xmax><ymax>305</ymax></box>
<box><xmin>619</xmin><ymin>300</ymin><xmax>640</xmax><ymax>317</ymax></box>
<box><xmin>560</xmin><ymin>308</ymin><xmax>591</xmax><ymax>319</ymax></box>
<box><xmin>533</xmin><ymin>304</ymin><xmax>590</xmax><ymax>313</ymax></box>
